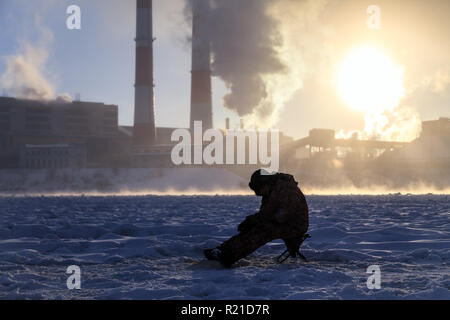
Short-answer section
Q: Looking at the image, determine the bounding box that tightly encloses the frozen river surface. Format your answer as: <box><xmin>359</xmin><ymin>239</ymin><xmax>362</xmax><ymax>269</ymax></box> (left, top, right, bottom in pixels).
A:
<box><xmin>0</xmin><ymin>195</ymin><xmax>449</xmax><ymax>299</ymax></box>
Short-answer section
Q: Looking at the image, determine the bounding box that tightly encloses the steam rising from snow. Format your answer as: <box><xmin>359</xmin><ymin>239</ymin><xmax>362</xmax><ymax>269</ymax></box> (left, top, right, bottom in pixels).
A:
<box><xmin>0</xmin><ymin>168</ymin><xmax>448</xmax><ymax>196</ymax></box>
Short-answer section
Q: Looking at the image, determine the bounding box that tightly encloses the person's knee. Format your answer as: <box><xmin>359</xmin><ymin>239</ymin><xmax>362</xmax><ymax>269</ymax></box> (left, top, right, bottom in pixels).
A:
<box><xmin>283</xmin><ymin>237</ymin><xmax>300</xmax><ymax>249</ymax></box>
<box><xmin>216</xmin><ymin>245</ymin><xmax>234</xmax><ymax>268</ymax></box>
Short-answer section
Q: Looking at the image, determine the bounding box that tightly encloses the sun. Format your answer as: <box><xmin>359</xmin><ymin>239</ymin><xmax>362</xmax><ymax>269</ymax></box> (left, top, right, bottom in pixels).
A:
<box><xmin>337</xmin><ymin>46</ymin><xmax>404</xmax><ymax>113</ymax></box>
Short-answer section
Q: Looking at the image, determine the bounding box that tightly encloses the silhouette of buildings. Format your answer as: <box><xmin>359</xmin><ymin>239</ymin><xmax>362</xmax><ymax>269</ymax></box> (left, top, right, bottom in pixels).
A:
<box><xmin>0</xmin><ymin>97</ymin><xmax>129</xmax><ymax>168</ymax></box>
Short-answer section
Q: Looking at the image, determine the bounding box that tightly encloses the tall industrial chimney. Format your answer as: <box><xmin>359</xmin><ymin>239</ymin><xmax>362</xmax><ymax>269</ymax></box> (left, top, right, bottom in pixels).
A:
<box><xmin>190</xmin><ymin>0</ymin><xmax>213</xmax><ymax>131</ymax></box>
<box><xmin>133</xmin><ymin>0</ymin><xmax>156</xmax><ymax>146</ymax></box>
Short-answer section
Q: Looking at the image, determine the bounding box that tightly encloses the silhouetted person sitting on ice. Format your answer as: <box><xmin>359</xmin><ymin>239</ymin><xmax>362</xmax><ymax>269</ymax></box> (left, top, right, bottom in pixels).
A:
<box><xmin>204</xmin><ymin>169</ymin><xmax>309</xmax><ymax>267</ymax></box>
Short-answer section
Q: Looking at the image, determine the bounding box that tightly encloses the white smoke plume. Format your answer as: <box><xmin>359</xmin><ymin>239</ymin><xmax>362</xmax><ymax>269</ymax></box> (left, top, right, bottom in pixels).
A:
<box><xmin>185</xmin><ymin>0</ymin><xmax>329</xmax><ymax>128</ymax></box>
<box><xmin>1</xmin><ymin>43</ymin><xmax>55</xmax><ymax>100</ymax></box>
<box><xmin>362</xmin><ymin>106</ymin><xmax>422</xmax><ymax>142</ymax></box>
<box><xmin>336</xmin><ymin>105</ymin><xmax>422</xmax><ymax>143</ymax></box>
<box><xmin>1</xmin><ymin>13</ymin><xmax>69</xmax><ymax>101</ymax></box>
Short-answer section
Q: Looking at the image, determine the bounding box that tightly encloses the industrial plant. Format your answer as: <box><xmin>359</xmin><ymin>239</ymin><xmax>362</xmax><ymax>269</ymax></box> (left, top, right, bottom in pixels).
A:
<box><xmin>0</xmin><ymin>0</ymin><xmax>449</xmax><ymax>190</ymax></box>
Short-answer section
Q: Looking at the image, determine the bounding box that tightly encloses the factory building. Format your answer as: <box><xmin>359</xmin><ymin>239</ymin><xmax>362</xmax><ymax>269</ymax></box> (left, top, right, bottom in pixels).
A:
<box><xmin>0</xmin><ymin>97</ymin><xmax>128</xmax><ymax>168</ymax></box>
<box><xmin>0</xmin><ymin>97</ymin><xmax>118</xmax><ymax>138</ymax></box>
<box><xmin>422</xmin><ymin>117</ymin><xmax>450</xmax><ymax>137</ymax></box>
<box><xmin>282</xmin><ymin>128</ymin><xmax>407</xmax><ymax>162</ymax></box>
<box><xmin>396</xmin><ymin>117</ymin><xmax>450</xmax><ymax>163</ymax></box>
<box><xmin>19</xmin><ymin>144</ymin><xmax>86</xmax><ymax>169</ymax></box>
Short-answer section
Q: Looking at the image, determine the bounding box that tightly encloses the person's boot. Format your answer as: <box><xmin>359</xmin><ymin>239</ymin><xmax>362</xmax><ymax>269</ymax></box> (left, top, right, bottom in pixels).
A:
<box><xmin>204</xmin><ymin>248</ymin><xmax>233</xmax><ymax>268</ymax></box>
<box><xmin>204</xmin><ymin>248</ymin><xmax>221</xmax><ymax>261</ymax></box>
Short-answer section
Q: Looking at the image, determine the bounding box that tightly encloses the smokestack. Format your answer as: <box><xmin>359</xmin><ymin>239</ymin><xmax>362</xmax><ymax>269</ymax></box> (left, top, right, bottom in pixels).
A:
<box><xmin>240</xmin><ymin>118</ymin><xmax>244</xmax><ymax>130</ymax></box>
<box><xmin>190</xmin><ymin>0</ymin><xmax>213</xmax><ymax>131</ymax></box>
<box><xmin>133</xmin><ymin>0</ymin><xmax>156</xmax><ymax>146</ymax></box>
<box><xmin>225</xmin><ymin>118</ymin><xmax>230</xmax><ymax>130</ymax></box>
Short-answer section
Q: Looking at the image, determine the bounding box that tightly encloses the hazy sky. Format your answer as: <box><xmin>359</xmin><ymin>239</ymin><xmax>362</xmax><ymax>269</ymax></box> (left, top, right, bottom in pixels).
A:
<box><xmin>0</xmin><ymin>0</ymin><xmax>448</xmax><ymax>139</ymax></box>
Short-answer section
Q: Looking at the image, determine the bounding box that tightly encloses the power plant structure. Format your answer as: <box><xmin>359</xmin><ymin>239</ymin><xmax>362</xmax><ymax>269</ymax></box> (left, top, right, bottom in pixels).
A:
<box><xmin>130</xmin><ymin>0</ymin><xmax>175</xmax><ymax>167</ymax></box>
<box><xmin>131</xmin><ymin>0</ymin><xmax>213</xmax><ymax>150</ymax></box>
<box><xmin>130</xmin><ymin>0</ymin><xmax>216</xmax><ymax>167</ymax></box>
<box><xmin>0</xmin><ymin>97</ymin><xmax>129</xmax><ymax>169</ymax></box>
<box><xmin>133</xmin><ymin>0</ymin><xmax>156</xmax><ymax>147</ymax></box>
<box><xmin>0</xmin><ymin>0</ymin><xmax>448</xmax><ymax>192</ymax></box>
<box><xmin>190</xmin><ymin>0</ymin><xmax>213</xmax><ymax>131</ymax></box>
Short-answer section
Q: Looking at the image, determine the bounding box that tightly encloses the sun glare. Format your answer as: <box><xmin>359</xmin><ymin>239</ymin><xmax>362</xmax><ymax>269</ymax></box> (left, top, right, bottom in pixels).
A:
<box><xmin>337</xmin><ymin>46</ymin><xmax>404</xmax><ymax>113</ymax></box>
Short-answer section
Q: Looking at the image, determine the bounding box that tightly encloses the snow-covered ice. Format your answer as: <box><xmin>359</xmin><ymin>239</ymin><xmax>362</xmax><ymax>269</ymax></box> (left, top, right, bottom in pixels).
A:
<box><xmin>0</xmin><ymin>194</ymin><xmax>449</xmax><ymax>299</ymax></box>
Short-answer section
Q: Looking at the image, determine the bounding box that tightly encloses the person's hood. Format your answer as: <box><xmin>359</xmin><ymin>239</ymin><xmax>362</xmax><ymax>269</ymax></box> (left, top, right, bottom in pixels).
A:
<box><xmin>274</xmin><ymin>173</ymin><xmax>298</xmax><ymax>186</ymax></box>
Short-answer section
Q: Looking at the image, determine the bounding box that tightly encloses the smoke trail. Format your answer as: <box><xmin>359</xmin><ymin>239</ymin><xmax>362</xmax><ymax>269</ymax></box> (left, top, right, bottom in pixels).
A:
<box><xmin>363</xmin><ymin>106</ymin><xmax>422</xmax><ymax>142</ymax></box>
<box><xmin>186</xmin><ymin>0</ymin><xmax>285</xmax><ymax>124</ymax></box>
<box><xmin>185</xmin><ymin>0</ymin><xmax>329</xmax><ymax>128</ymax></box>
<box><xmin>0</xmin><ymin>12</ymin><xmax>69</xmax><ymax>101</ymax></box>
<box><xmin>336</xmin><ymin>107</ymin><xmax>422</xmax><ymax>142</ymax></box>
<box><xmin>263</xmin><ymin>0</ymin><xmax>331</xmax><ymax>127</ymax></box>
<box><xmin>1</xmin><ymin>43</ymin><xmax>55</xmax><ymax>100</ymax></box>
